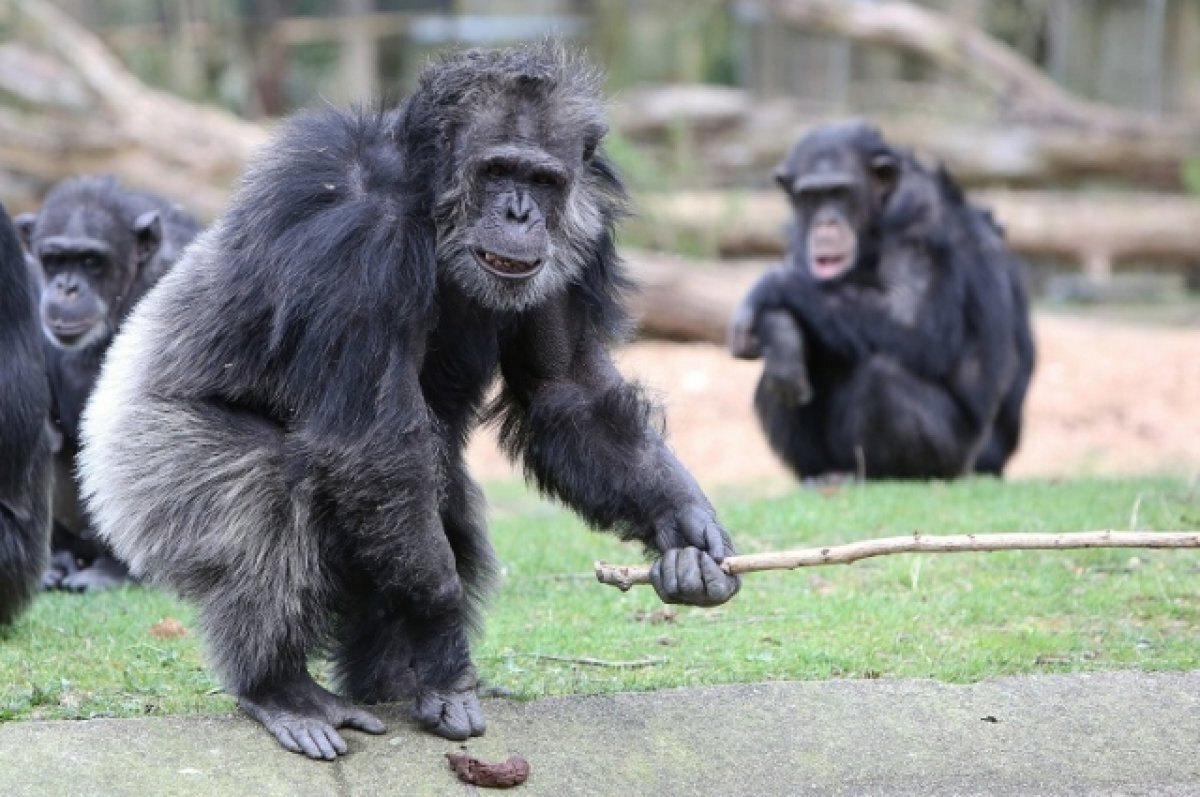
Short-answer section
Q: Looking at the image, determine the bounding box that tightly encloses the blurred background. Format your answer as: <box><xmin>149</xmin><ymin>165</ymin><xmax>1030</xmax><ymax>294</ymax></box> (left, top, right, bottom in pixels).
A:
<box><xmin>1</xmin><ymin>0</ymin><xmax>1197</xmax><ymax>485</ymax></box>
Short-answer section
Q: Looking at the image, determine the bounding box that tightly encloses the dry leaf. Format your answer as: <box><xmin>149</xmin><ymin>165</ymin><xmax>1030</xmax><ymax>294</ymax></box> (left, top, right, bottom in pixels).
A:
<box><xmin>149</xmin><ymin>618</ymin><xmax>188</xmax><ymax>639</ymax></box>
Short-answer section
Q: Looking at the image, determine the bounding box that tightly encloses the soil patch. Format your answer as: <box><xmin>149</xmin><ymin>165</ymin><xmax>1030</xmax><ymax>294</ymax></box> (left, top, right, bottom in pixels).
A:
<box><xmin>468</xmin><ymin>313</ymin><xmax>1200</xmax><ymax>486</ymax></box>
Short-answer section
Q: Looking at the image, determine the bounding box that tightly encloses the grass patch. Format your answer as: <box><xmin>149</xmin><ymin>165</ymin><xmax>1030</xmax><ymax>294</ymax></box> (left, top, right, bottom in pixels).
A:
<box><xmin>2</xmin><ymin>477</ymin><xmax>1197</xmax><ymax>722</ymax></box>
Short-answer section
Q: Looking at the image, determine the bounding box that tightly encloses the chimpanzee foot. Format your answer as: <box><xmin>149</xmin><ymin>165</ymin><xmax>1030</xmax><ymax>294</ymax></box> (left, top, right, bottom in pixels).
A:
<box><xmin>41</xmin><ymin>550</ymin><xmax>79</xmax><ymax>590</ymax></box>
<box><xmin>60</xmin><ymin>556</ymin><xmax>135</xmax><ymax>592</ymax></box>
<box><xmin>239</xmin><ymin>674</ymin><xmax>386</xmax><ymax>760</ymax></box>
<box><xmin>413</xmin><ymin>688</ymin><xmax>486</xmax><ymax>741</ymax></box>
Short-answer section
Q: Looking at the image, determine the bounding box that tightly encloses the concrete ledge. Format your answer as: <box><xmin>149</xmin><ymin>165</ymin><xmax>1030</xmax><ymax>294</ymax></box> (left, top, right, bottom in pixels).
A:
<box><xmin>2</xmin><ymin>671</ymin><xmax>1198</xmax><ymax>796</ymax></box>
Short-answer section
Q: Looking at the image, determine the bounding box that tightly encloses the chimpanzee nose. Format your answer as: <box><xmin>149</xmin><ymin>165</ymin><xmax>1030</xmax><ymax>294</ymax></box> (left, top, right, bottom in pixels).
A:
<box><xmin>506</xmin><ymin>192</ymin><xmax>533</xmax><ymax>224</ymax></box>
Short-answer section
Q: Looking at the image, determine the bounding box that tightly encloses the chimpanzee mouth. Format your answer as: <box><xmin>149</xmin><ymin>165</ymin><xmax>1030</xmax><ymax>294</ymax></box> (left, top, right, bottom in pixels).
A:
<box><xmin>809</xmin><ymin>252</ymin><xmax>853</xmax><ymax>280</ymax></box>
<box><xmin>474</xmin><ymin>248</ymin><xmax>544</xmax><ymax>280</ymax></box>
<box><xmin>47</xmin><ymin>318</ymin><xmax>99</xmax><ymax>343</ymax></box>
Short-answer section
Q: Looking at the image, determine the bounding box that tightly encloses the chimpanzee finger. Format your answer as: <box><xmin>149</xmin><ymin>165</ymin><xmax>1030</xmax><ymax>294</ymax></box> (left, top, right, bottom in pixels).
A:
<box><xmin>674</xmin><ymin>547</ymin><xmax>704</xmax><ymax>597</ymax></box>
<box><xmin>294</xmin><ymin>727</ymin><xmax>328</xmax><ymax>760</ymax></box>
<box><xmin>276</xmin><ymin>727</ymin><xmax>302</xmax><ymax>755</ymax></box>
<box><xmin>704</xmin><ymin>519</ymin><xmax>729</xmax><ymax>562</ymax></box>
<box><xmin>323</xmin><ymin>726</ymin><xmax>349</xmax><ymax>756</ymax></box>
<box><xmin>650</xmin><ymin>549</ymin><xmax>680</xmax><ymax>604</ymax></box>
<box><xmin>340</xmin><ymin>706</ymin><xmax>386</xmax><ymax>735</ymax></box>
<box><xmin>675</xmin><ymin>505</ymin><xmax>707</xmax><ymax>549</ymax></box>
<box><xmin>700</xmin><ymin>553</ymin><xmax>740</xmax><ymax>604</ymax></box>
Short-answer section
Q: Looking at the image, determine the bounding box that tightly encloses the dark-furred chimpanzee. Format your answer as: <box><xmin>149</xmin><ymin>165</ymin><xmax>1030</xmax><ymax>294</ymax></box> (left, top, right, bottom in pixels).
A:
<box><xmin>80</xmin><ymin>46</ymin><xmax>740</xmax><ymax>760</ymax></box>
<box><xmin>729</xmin><ymin>122</ymin><xmax>1034</xmax><ymax>480</ymax></box>
<box><xmin>0</xmin><ymin>201</ymin><xmax>52</xmax><ymax>625</ymax></box>
<box><xmin>17</xmin><ymin>176</ymin><xmax>201</xmax><ymax>591</ymax></box>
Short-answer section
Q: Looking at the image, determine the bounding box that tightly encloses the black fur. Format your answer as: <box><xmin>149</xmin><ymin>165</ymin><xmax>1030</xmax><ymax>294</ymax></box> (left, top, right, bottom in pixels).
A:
<box><xmin>0</xmin><ymin>201</ymin><xmax>52</xmax><ymax>625</ymax></box>
<box><xmin>731</xmin><ymin>122</ymin><xmax>1035</xmax><ymax>479</ymax></box>
<box><xmin>20</xmin><ymin>176</ymin><xmax>200</xmax><ymax>590</ymax></box>
<box><xmin>81</xmin><ymin>45</ymin><xmax>738</xmax><ymax>760</ymax></box>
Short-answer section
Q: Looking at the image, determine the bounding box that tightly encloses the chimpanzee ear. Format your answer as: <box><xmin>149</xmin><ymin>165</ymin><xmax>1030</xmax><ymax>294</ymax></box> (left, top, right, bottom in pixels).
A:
<box><xmin>14</xmin><ymin>212</ymin><xmax>36</xmax><ymax>250</ymax></box>
<box><xmin>869</xmin><ymin>153</ymin><xmax>900</xmax><ymax>196</ymax></box>
<box><xmin>582</xmin><ymin>122</ymin><xmax>608</xmax><ymax>163</ymax></box>
<box><xmin>772</xmin><ymin>166</ymin><xmax>792</xmax><ymax>192</ymax></box>
<box><xmin>133</xmin><ymin>210</ymin><xmax>162</xmax><ymax>265</ymax></box>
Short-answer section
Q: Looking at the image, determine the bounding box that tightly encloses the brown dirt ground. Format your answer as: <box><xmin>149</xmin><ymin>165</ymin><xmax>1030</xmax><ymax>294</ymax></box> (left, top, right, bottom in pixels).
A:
<box><xmin>467</xmin><ymin>313</ymin><xmax>1200</xmax><ymax>488</ymax></box>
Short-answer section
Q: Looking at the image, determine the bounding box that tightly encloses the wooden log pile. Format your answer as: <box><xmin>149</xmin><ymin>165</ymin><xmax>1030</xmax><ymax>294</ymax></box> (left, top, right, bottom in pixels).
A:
<box><xmin>636</xmin><ymin>190</ymin><xmax>1200</xmax><ymax>278</ymax></box>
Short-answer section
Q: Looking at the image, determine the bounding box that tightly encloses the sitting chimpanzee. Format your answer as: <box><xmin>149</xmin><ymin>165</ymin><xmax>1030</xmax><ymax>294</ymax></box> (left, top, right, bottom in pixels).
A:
<box><xmin>16</xmin><ymin>177</ymin><xmax>200</xmax><ymax>591</ymax></box>
<box><xmin>729</xmin><ymin>122</ymin><xmax>1034</xmax><ymax>480</ymax></box>
<box><xmin>0</xmin><ymin>201</ymin><xmax>52</xmax><ymax>625</ymax></box>
<box><xmin>80</xmin><ymin>45</ymin><xmax>740</xmax><ymax>760</ymax></box>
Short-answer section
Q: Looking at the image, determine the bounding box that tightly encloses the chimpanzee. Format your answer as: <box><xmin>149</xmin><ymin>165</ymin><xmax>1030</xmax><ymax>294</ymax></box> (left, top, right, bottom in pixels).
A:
<box><xmin>0</xmin><ymin>201</ymin><xmax>52</xmax><ymax>625</ymax></box>
<box><xmin>17</xmin><ymin>176</ymin><xmax>200</xmax><ymax>591</ymax></box>
<box><xmin>80</xmin><ymin>45</ymin><xmax>740</xmax><ymax>760</ymax></box>
<box><xmin>729</xmin><ymin>122</ymin><xmax>1035</xmax><ymax>480</ymax></box>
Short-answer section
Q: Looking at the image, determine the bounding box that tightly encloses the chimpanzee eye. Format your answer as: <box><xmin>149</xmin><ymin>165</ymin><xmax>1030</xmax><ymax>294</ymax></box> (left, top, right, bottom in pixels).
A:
<box><xmin>485</xmin><ymin>163</ymin><xmax>508</xmax><ymax>180</ymax></box>
<box><xmin>531</xmin><ymin>171</ymin><xmax>560</xmax><ymax>188</ymax></box>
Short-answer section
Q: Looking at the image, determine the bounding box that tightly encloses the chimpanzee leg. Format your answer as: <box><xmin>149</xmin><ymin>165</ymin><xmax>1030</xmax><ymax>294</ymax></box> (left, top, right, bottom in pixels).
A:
<box><xmin>754</xmin><ymin>378</ymin><xmax>838</xmax><ymax>479</ymax></box>
<box><xmin>830</xmin><ymin>355</ymin><xmax>976</xmax><ymax>479</ymax></box>
<box><xmin>333</xmin><ymin>594</ymin><xmax>417</xmax><ymax>704</ymax></box>
<box><xmin>975</xmin><ymin>366</ymin><xmax>1029</xmax><ymax>475</ymax></box>
<box><xmin>334</xmin><ymin>457</ymin><xmax>496</xmax><ymax>712</ymax></box>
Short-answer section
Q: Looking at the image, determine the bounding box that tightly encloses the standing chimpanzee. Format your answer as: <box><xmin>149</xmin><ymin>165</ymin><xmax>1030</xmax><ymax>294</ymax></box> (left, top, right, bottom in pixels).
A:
<box><xmin>17</xmin><ymin>177</ymin><xmax>200</xmax><ymax>591</ymax></box>
<box><xmin>729</xmin><ymin>122</ymin><xmax>1034</xmax><ymax>480</ymax></box>
<box><xmin>80</xmin><ymin>45</ymin><xmax>740</xmax><ymax>760</ymax></box>
<box><xmin>0</xmin><ymin>201</ymin><xmax>52</xmax><ymax>625</ymax></box>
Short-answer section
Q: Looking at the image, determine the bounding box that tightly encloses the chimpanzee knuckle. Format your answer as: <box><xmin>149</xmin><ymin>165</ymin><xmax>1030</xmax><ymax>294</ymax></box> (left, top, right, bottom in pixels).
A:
<box><xmin>414</xmin><ymin>689</ymin><xmax>483</xmax><ymax>741</ymax></box>
<box><xmin>675</xmin><ymin>548</ymin><xmax>703</xmax><ymax>592</ymax></box>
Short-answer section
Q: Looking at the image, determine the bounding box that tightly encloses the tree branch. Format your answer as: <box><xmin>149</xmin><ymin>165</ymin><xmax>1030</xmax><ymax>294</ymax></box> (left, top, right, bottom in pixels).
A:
<box><xmin>595</xmin><ymin>530</ymin><xmax>1200</xmax><ymax>591</ymax></box>
<box><xmin>768</xmin><ymin>0</ymin><xmax>1182</xmax><ymax>134</ymax></box>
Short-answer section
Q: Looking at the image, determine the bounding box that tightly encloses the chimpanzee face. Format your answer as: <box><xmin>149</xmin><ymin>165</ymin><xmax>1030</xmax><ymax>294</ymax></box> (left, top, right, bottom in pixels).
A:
<box><xmin>432</xmin><ymin>81</ymin><xmax>612</xmax><ymax>313</ymax></box>
<box><xmin>18</xmin><ymin>204</ymin><xmax>160</xmax><ymax>350</ymax></box>
<box><xmin>774</xmin><ymin>123</ymin><xmax>899</xmax><ymax>282</ymax></box>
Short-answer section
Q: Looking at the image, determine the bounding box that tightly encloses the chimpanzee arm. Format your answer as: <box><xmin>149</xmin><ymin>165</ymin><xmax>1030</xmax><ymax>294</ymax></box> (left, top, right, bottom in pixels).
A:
<box><xmin>745</xmin><ymin>268</ymin><xmax>876</xmax><ymax>363</ymax></box>
<box><xmin>728</xmin><ymin>266</ymin><xmax>789</xmax><ymax>359</ymax></box>
<box><xmin>496</xmin><ymin>292</ymin><xmax>739</xmax><ymax>607</ymax></box>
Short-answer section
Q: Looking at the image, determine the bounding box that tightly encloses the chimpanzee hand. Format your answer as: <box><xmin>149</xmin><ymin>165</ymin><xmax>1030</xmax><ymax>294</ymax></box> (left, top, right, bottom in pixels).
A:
<box><xmin>727</xmin><ymin>300</ymin><xmax>762</xmax><ymax>360</ymax></box>
<box><xmin>649</xmin><ymin>504</ymin><xmax>740</xmax><ymax>607</ymax></box>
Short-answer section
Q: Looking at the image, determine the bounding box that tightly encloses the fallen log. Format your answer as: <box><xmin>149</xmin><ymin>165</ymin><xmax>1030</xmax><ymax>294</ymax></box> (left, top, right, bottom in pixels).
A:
<box><xmin>0</xmin><ymin>0</ymin><xmax>267</xmax><ymax>216</ymax></box>
<box><xmin>636</xmin><ymin>190</ymin><xmax>1200</xmax><ymax>277</ymax></box>
<box><xmin>595</xmin><ymin>530</ymin><xmax>1200</xmax><ymax>591</ymax></box>
<box><xmin>615</xmin><ymin>91</ymin><xmax>1196</xmax><ymax>189</ymax></box>
<box><xmin>624</xmin><ymin>251</ymin><xmax>760</xmax><ymax>345</ymax></box>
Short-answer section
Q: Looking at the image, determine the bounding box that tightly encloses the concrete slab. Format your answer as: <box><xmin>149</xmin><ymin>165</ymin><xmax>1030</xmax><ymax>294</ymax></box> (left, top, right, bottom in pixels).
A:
<box><xmin>2</xmin><ymin>671</ymin><xmax>1198</xmax><ymax>796</ymax></box>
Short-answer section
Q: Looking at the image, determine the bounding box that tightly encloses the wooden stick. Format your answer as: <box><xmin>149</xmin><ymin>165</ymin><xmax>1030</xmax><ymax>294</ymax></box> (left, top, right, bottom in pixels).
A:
<box><xmin>594</xmin><ymin>530</ymin><xmax>1200</xmax><ymax>591</ymax></box>
<box><xmin>527</xmin><ymin>654</ymin><xmax>667</xmax><ymax>669</ymax></box>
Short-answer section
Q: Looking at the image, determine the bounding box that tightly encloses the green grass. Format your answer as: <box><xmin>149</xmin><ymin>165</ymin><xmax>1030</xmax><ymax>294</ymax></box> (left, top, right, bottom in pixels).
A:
<box><xmin>2</xmin><ymin>477</ymin><xmax>1198</xmax><ymax>722</ymax></box>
